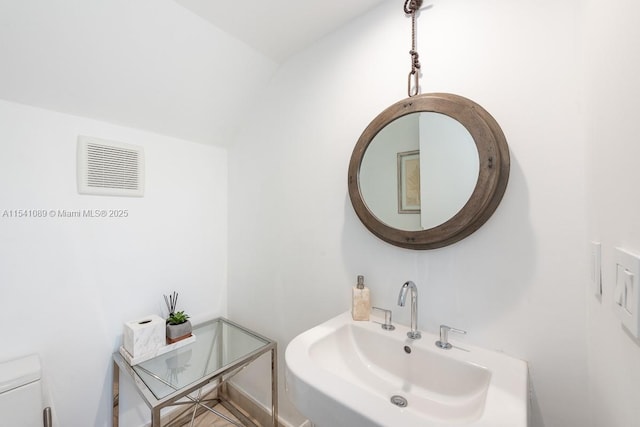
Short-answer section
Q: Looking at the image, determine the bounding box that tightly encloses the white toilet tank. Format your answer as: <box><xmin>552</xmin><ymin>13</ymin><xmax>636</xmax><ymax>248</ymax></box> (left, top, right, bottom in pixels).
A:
<box><xmin>0</xmin><ymin>354</ymin><xmax>44</xmax><ymax>427</ymax></box>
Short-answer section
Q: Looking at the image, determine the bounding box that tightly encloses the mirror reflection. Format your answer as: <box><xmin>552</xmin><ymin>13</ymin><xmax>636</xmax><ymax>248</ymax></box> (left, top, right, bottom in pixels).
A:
<box><xmin>360</xmin><ymin>112</ymin><xmax>480</xmax><ymax>231</ymax></box>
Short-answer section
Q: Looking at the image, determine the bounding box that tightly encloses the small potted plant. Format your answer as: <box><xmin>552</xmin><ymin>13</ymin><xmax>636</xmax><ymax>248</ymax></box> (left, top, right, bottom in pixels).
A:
<box><xmin>164</xmin><ymin>292</ymin><xmax>192</xmax><ymax>344</ymax></box>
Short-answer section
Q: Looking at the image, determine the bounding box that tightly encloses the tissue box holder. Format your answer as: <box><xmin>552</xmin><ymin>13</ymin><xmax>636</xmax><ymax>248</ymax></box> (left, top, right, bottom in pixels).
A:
<box><xmin>123</xmin><ymin>314</ymin><xmax>165</xmax><ymax>357</ymax></box>
<box><xmin>121</xmin><ymin>314</ymin><xmax>196</xmax><ymax>365</ymax></box>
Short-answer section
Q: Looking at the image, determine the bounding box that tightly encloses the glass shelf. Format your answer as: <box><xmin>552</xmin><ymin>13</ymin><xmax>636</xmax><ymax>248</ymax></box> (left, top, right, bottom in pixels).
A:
<box><xmin>113</xmin><ymin>317</ymin><xmax>277</xmax><ymax>427</ymax></box>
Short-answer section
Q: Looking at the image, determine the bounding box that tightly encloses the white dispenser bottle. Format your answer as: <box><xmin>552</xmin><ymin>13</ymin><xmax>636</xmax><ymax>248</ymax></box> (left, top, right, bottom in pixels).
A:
<box><xmin>352</xmin><ymin>275</ymin><xmax>371</xmax><ymax>321</ymax></box>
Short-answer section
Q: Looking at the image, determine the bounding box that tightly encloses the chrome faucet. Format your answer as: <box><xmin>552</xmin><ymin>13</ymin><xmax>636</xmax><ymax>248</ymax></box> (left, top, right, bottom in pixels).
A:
<box><xmin>397</xmin><ymin>281</ymin><xmax>421</xmax><ymax>339</ymax></box>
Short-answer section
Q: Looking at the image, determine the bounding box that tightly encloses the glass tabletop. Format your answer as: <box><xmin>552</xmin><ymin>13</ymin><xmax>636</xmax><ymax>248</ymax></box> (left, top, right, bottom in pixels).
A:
<box><xmin>132</xmin><ymin>318</ymin><xmax>271</xmax><ymax>400</ymax></box>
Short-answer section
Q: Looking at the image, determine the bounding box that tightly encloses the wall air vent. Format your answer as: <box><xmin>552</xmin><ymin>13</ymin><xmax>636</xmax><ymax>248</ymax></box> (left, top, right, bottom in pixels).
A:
<box><xmin>77</xmin><ymin>136</ymin><xmax>145</xmax><ymax>197</ymax></box>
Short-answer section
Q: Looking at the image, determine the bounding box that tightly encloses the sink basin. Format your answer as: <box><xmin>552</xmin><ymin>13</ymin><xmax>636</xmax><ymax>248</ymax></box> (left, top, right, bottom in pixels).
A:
<box><xmin>285</xmin><ymin>311</ymin><xmax>528</xmax><ymax>427</ymax></box>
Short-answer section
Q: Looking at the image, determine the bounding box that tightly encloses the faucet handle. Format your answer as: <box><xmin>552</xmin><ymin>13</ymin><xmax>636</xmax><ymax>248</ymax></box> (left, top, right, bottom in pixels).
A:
<box><xmin>436</xmin><ymin>324</ymin><xmax>467</xmax><ymax>350</ymax></box>
<box><xmin>371</xmin><ymin>307</ymin><xmax>396</xmax><ymax>331</ymax></box>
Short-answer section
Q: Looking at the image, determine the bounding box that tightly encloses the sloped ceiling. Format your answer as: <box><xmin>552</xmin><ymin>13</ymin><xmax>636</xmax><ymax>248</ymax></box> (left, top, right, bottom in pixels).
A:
<box><xmin>0</xmin><ymin>0</ymin><xmax>386</xmax><ymax>145</ymax></box>
<box><xmin>174</xmin><ymin>0</ymin><xmax>388</xmax><ymax>63</ymax></box>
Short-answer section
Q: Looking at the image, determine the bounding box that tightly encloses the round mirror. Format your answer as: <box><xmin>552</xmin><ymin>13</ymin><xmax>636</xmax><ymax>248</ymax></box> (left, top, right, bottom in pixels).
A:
<box><xmin>360</xmin><ymin>112</ymin><xmax>480</xmax><ymax>231</ymax></box>
<box><xmin>348</xmin><ymin>93</ymin><xmax>510</xmax><ymax>249</ymax></box>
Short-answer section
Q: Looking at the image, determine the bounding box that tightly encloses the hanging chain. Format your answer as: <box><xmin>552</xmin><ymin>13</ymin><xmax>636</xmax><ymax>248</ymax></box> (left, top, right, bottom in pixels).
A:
<box><xmin>404</xmin><ymin>0</ymin><xmax>423</xmax><ymax>97</ymax></box>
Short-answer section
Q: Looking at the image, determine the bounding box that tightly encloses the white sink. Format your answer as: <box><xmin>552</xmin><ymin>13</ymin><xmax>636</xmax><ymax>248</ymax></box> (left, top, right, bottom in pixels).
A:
<box><xmin>285</xmin><ymin>311</ymin><xmax>528</xmax><ymax>427</ymax></box>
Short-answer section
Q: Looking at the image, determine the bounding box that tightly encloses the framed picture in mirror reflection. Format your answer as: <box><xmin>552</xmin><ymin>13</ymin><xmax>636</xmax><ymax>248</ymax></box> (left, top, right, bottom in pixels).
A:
<box><xmin>397</xmin><ymin>150</ymin><xmax>421</xmax><ymax>214</ymax></box>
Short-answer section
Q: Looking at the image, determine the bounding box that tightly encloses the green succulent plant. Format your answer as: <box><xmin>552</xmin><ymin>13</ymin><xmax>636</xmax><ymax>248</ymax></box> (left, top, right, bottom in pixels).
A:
<box><xmin>167</xmin><ymin>310</ymin><xmax>190</xmax><ymax>325</ymax></box>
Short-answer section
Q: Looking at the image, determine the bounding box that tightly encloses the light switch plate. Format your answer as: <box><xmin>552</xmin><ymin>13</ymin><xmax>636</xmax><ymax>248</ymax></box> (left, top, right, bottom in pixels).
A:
<box><xmin>590</xmin><ymin>241</ymin><xmax>602</xmax><ymax>298</ymax></box>
<box><xmin>613</xmin><ymin>247</ymin><xmax>640</xmax><ymax>338</ymax></box>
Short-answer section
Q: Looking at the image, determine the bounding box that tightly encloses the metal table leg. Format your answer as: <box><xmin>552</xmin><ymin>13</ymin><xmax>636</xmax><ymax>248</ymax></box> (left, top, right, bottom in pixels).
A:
<box><xmin>113</xmin><ymin>360</ymin><xmax>119</xmax><ymax>427</ymax></box>
<box><xmin>271</xmin><ymin>346</ymin><xmax>278</xmax><ymax>427</ymax></box>
<box><xmin>151</xmin><ymin>406</ymin><xmax>162</xmax><ymax>427</ymax></box>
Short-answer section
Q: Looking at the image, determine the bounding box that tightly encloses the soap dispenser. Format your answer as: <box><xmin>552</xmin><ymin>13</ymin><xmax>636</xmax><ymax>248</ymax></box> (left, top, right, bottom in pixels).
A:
<box><xmin>352</xmin><ymin>275</ymin><xmax>371</xmax><ymax>321</ymax></box>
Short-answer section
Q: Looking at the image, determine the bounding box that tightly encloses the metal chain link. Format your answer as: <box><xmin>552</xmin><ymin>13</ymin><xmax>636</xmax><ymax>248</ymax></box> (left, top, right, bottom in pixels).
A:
<box><xmin>404</xmin><ymin>0</ymin><xmax>423</xmax><ymax>97</ymax></box>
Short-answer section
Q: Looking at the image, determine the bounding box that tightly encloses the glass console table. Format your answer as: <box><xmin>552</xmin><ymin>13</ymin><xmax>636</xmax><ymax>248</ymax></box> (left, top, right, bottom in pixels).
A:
<box><xmin>112</xmin><ymin>317</ymin><xmax>277</xmax><ymax>427</ymax></box>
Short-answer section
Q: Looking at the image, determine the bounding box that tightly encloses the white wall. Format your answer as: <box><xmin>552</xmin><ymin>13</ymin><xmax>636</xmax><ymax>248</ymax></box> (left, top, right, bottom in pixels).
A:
<box><xmin>228</xmin><ymin>1</ymin><xmax>588</xmax><ymax>426</ymax></box>
<box><xmin>0</xmin><ymin>99</ymin><xmax>228</xmax><ymax>426</ymax></box>
<box><xmin>0</xmin><ymin>0</ymin><xmax>277</xmax><ymax>146</ymax></box>
<box><xmin>584</xmin><ymin>0</ymin><xmax>640</xmax><ymax>425</ymax></box>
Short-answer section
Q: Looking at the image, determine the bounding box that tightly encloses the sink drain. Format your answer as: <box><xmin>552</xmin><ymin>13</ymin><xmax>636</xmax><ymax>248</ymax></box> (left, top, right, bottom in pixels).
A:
<box><xmin>390</xmin><ymin>395</ymin><xmax>408</xmax><ymax>408</ymax></box>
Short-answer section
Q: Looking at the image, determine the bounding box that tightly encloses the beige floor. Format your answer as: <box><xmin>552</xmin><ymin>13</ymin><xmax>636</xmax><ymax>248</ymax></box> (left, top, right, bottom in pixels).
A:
<box><xmin>175</xmin><ymin>404</ymin><xmax>238</xmax><ymax>426</ymax></box>
<box><xmin>172</xmin><ymin>400</ymin><xmax>259</xmax><ymax>427</ymax></box>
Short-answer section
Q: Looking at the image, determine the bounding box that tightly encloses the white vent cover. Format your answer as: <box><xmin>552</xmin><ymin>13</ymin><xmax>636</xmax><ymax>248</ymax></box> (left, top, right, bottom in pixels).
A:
<box><xmin>77</xmin><ymin>136</ymin><xmax>145</xmax><ymax>197</ymax></box>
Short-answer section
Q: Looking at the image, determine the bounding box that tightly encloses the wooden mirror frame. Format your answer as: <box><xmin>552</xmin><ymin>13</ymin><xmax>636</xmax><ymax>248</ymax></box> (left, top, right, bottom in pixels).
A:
<box><xmin>348</xmin><ymin>93</ymin><xmax>510</xmax><ymax>250</ymax></box>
